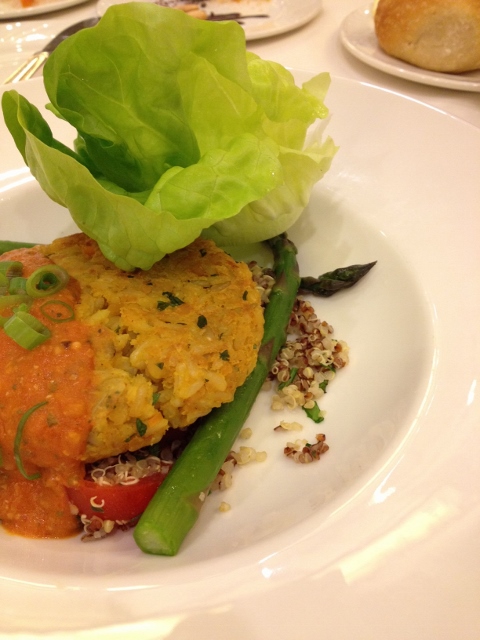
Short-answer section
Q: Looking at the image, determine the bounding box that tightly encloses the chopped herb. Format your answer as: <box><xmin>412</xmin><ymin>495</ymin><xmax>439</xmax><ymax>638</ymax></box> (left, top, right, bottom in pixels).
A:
<box><xmin>148</xmin><ymin>441</ymin><xmax>161</xmax><ymax>457</ymax></box>
<box><xmin>157</xmin><ymin>362</ymin><xmax>164</xmax><ymax>369</ymax></box>
<box><xmin>136</xmin><ymin>419</ymin><xmax>148</xmax><ymax>437</ymax></box>
<box><xmin>302</xmin><ymin>402</ymin><xmax>324</xmax><ymax>424</ymax></box>
<box><xmin>220</xmin><ymin>350</ymin><xmax>230</xmax><ymax>361</ymax></box>
<box><xmin>319</xmin><ymin>380</ymin><xmax>329</xmax><ymax>393</ymax></box>
<box><xmin>124</xmin><ymin>434</ymin><xmax>134</xmax><ymax>443</ymax></box>
<box><xmin>197</xmin><ymin>315</ymin><xmax>207</xmax><ymax>328</ymax></box>
<box><xmin>157</xmin><ymin>292</ymin><xmax>184</xmax><ymax>310</ymax></box>
<box><xmin>242</xmin><ymin>291</ymin><xmax>248</xmax><ymax>300</ymax></box>
<box><xmin>152</xmin><ymin>392</ymin><xmax>160</xmax><ymax>405</ymax></box>
<box><xmin>278</xmin><ymin>367</ymin><xmax>298</xmax><ymax>391</ymax></box>
<box><xmin>199</xmin><ymin>248</ymin><xmax>207</xmax><ymax>257</ymax></box>
<box><xmin>90</xmin><ymin>504</ymin><xmax>104</xmax><ymax>513</ymax></box>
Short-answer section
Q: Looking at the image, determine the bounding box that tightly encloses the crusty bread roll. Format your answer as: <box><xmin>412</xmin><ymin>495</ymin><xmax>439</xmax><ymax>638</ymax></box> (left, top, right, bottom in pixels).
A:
<box><xmin>374</xmin><ymin>0</ymin><xmax>480</xmax><ymax>73</ymax></box>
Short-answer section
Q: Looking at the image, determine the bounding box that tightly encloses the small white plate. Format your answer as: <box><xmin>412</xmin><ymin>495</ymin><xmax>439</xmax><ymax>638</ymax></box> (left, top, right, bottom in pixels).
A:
<box><xmin>0</xmin><ymin>72</ymin><xmax>479</xmax><ymax>639</ymax></box>
<box><xmin>340</xmin><ymin>5</ymin><xmax>480</xmax><ymax>92</ymax></box>
<box><xmin>0</xmin><ymin>0</ymin><xmax>90</xmax><ymax>19</ymax></box>
<box><xmin>96</xmin><ymin>0</ymin><xmax>323</xmax><ymax>41</ymax></box>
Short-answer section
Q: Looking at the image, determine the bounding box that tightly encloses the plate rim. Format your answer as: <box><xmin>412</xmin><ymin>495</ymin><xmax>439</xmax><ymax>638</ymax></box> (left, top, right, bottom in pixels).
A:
<box><xmin>340</xmin><ymin>5</ymin><xmax>480</xmax><ymax>93</ymax></box>
<box><xmin>0</xmin><ymin>72</ymin><xmax>479</xmax><ymax>637</ymax></box>
<box><xmin>0</xmin><ymin>0</ymin><xmax>90</xmax><ymax>20</ymax></box>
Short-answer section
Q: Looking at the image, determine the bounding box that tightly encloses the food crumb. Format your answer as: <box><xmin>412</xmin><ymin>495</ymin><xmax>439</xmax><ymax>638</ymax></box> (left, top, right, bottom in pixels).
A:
<box><xmin>231</xmin><ymin>446</ymin><xmax>266</xmax><ymax>465</ymax></box>
<box><xmin>219</xmin><ymin>501</ymin><xmax>231</xmax><ymax>512</ymax></box>
<box><xmin>274</xmin><ymin>420</ymin><xmax>303</xmax><ymax>432</ymax></box>
<box><xmin>284</xmin><ymin>434</ymin><xmax>329</xmax><ymax>464</ymax></box>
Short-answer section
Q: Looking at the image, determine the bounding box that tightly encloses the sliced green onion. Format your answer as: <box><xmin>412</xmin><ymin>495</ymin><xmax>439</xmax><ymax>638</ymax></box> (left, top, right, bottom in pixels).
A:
<box><xmin>3</xmin><ymin>311</ymin><xmax>51</xmax><ymax>349</ymax></box>
<box><xmin>15</xmin><ymin>302</ymin><xmax>31</xmax><ymax>313</ymax></box>
<box><xmin>0</xmin><ymin>295</ymin><xmax>32</xmax><ymax>327</ymax></box>
<box><xmin>0</xmin><ymin>241</ymin><xmax>35</xmax><ymax>256</ymax></box>
<box><xmin>25</xmin><ymin>265</ymin><xmax>69</xmax><ymax>298</ymax></box>
<box><xmin>0</xmin><ymin>273</ymin><xmax>8</xmax><ymax>294</ymax></box>
<box><xmin>14</xmin><ymin>401</ymin><xmax>47</xmax><ymax>480</ymax></box>
<box><xmin>8</xmin><ymin>277</ymin><xmax>27</xmax><ymax>295</ymax></box>
<box><xmin>40</xmin><ymin>300</ymin><xmax>75</xmax><ymax>323</ymax></box>
<box><xmin>0</xmin><ymin>261</ymin><xmax>23</xmax><ymax>278</ymax></box>
<box><xmin>0</xmin><ymin>294</ymin><xmax>31</xmax><ymax>310</ymax></box>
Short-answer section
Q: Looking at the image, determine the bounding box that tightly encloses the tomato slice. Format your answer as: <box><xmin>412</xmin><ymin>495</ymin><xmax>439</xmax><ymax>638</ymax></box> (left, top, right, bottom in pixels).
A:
<box><xmin>66</xmin><ymin>471</ymin><xmax>168</xmax><ymax>522</ymax></box>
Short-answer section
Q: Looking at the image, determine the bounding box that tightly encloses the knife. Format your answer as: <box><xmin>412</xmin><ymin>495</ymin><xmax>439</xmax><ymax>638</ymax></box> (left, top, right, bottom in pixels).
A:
<box><xmin>3</xmin><ymin>16</ymin><xmax>100</xmax><ymax>84</ymax></box>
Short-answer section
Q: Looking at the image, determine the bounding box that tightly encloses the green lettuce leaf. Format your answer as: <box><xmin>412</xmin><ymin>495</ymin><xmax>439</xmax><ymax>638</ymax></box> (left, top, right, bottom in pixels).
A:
<box><xmin>1</xmin><ymin>3</ymin><xmax>337</xmax><ymax>270</ymax></box>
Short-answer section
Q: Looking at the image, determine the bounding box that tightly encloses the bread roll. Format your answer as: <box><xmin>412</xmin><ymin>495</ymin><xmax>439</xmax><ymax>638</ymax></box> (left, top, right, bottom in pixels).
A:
<box><xmin>374</xmin><ymin>0</ymin><xmax>480</xmax><ymax>73</ymax></box>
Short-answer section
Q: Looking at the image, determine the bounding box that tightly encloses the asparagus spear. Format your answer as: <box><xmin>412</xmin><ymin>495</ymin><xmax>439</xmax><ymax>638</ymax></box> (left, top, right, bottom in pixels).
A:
<box><xmin>299</xmin><ymin>261</ymin><xmax>377</xmax><ymax>297</ymax></box>
<box><xmin>133</xmin><ymin>233</ymin><xmax>300</xmax><ymax>556</ymax></box>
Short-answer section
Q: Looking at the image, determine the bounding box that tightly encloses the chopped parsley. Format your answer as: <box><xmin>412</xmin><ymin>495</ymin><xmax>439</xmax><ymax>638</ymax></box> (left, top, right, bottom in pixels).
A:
<box><xmin>302</xmin><ymin>402</ymin><xmax>324</xmax><ymax>424</ymax></box>
<box><xmin>157</xmin><ymin>292</ymin><xmax>184</xmax><ymax>310</ymax></box>
<box><xmin>220</xmin><ymin>350</ymin><xmax>230</xmax><ymax>361</ymax></box>
<box><xmin>136</xmin><ymin>418</ymin><xmax>148</xmax><ymax>437</ymax></box>
<box><xmin>319</xmin><ymin>380</ymin><xmax>329</xmax><ymax>393</ymax></box>
<box><xmin>197</xmin><ymin>315</ymin><xmax>207</xmax><ymax>328</ymax></box>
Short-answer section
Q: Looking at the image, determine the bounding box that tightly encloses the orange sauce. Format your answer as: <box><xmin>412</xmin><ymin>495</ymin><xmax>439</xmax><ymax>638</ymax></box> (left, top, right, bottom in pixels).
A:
<box><xmin>0</xmin><ymin>247</ymin><xmax>94</xmax><ymax>538</ymax></box>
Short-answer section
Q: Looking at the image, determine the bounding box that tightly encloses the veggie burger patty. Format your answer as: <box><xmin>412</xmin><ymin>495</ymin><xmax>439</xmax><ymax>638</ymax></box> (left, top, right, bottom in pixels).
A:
<box><xmin>0</xmin><ymin>233</ymin><xmax>263</xmax><ymax>537</ymax></box>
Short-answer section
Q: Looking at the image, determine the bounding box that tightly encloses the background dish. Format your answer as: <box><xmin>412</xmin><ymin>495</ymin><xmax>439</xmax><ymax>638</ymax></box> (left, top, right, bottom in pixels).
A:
<box><xmin>340</xmin><ymin>6</ymin><xmax>480</xmax><ymax>92</ymax></box>
<box><xmin>0</xmin><ymin>72</ymin><xmax>479</xmax><ymax>639</ymax></box>
<box><xmin>96</xmin><ymin>0</ymin><xmax>323</xmax><ymax>40</ymax></box>
<box><xmin>0</xmin><ymin>0</ymin><xmax>90</xmax><ymax>19</ymax></box>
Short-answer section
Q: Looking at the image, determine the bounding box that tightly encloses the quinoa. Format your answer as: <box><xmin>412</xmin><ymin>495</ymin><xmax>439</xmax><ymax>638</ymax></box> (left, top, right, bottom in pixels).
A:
<box><xmin>269</xmin><ymin>296</ymin><xmax>349</xmax><ymax>413</ymax></box>
<box><xmin>250</xmin><ymin>262</ymin><xmax>349</xmax><ymax>464</ymax></box>
<box><xmin>284</xmin><ymin>434</ymin><xmax>329</xmax><ymax>464</ymax></box>
<box><xmin>78</xmin><ymin>433</ymin><xmax>191</xmax><ymax>540</ymax></box>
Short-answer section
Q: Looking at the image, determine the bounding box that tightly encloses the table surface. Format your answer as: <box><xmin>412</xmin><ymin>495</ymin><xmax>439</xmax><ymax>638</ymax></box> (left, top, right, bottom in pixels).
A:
<box><xmin>0</xmin><ymin>0</ymin><xmax>479</xmax><ymax>128</ymax></box>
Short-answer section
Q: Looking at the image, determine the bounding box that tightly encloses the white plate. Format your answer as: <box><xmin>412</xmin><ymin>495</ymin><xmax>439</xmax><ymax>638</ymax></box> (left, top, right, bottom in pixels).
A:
<box><xmin>0</xmin><ymin>73</ymin><xmax>479</xmax><ymax>639</ymax></box>
<box><xmin>96</xmin><ymin>0</ymin><xmax>323</xmax><ymax>41</ymax></box>
<box><xmin>340</xmin><ymin>6</ymin><xmax>480</xmax><ymax>92</ymax></box>
<box><xmin>0</xmin><ymin>0</ymin><xmax>90</xmax><ymax>19</ymax></box>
